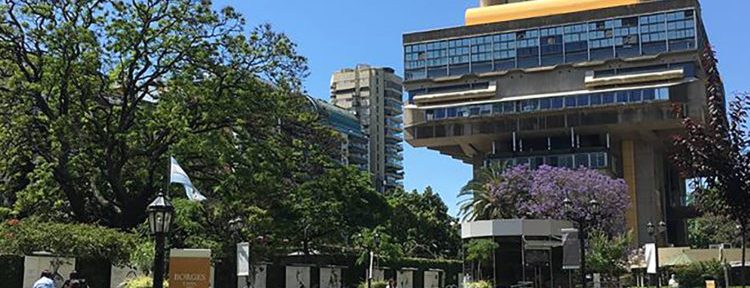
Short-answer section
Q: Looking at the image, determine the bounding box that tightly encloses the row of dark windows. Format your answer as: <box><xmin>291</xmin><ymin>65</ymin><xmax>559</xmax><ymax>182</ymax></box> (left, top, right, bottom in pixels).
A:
<box><xmin>488</xmin><ymin>152</ymin><xmax>609</xmax><ymax>170</ymax></box>
<box><xmin>404</xmin><ymin>9</ymin><xmax>696</xmax><ymax>80</ymax></box>
<box><xmin>424</xmin><ymin>87</ymin><xmax>669</xmax><ymax>121</ymax></box>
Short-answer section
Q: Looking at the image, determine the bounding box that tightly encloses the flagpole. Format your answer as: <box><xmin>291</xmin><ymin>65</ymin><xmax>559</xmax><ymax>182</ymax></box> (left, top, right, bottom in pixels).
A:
<box><xmin>165</xmin><ymin>155</ymin><xmax>170</xmax><ymax>198</ymax></box>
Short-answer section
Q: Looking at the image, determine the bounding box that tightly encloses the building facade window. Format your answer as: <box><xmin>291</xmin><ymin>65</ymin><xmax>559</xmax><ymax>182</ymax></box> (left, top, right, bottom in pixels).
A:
<box><xmin>516</xmin><ymin>29</ymin><xmax>540</xmax><ymax>68</ymax></box>
<box><xmin>493</xmin><ymin>33</ymin><xmax>516</xmax><ymax>71</ymax></box>
<box><xmin>667</xmin><ymin>10</ymin><xmax>696</xmax><ymax>51</ymax></box>
<box><xmin>563</xmin><ymin>23</ymin><xmax>589</xmax><ymax>63</ymax></box>
<box><xmin>449</xmin><ymin>38</ymin><xmax>471</xmax><ymax>76</ymax></box>
<box><xmin>471</xmin><ymin>35</ymin><xmax>494</xmax><ymax>74</ymax></box>
<box><xmin>540</xmin><ymin>26</ymin><xmax>564</xmax><ymax>66</ymax></box>
<box><xmin>404</xmin><ymin>9</ymin><xmax>697</xmax><ymax>80</ymax></box>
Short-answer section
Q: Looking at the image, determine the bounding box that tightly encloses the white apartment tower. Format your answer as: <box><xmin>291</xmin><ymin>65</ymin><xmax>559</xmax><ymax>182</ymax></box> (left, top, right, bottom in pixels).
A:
<box><xmin>331</xmin><ymin>65</ymin><xmax>404</xmax><ymax>192</ymax></box>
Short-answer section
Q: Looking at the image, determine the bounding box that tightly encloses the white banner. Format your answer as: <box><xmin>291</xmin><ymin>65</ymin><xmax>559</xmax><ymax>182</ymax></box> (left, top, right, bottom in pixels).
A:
<box><xmin>23</xmin><ymin>255</ymin><xmax>76</xmax><ymax>288</ymax></box>
<box><xmin>237</xmin><ymin>242</ymin><xmax>250</xmax><ymax>276</ymax></box>
<box><xmin>424</xmin><ymin>271</ymin><xmax>440</xmax><ymax>288</ymax></box>
<box><xmin>645</xmin><ymin>243</ymin><xmax>657</xmax><ymax>274</ymax></box>
<box><xmin>320</xmin><ymin>267</ymin><xmax>342</xmax><ymax>288</ymax></box>
<box><xmin>285</xmin><ymin>266</ymin><xmax>310</xmax><ymax>288</ymax></box>
<box><xmin>397</xmin><ymin>270</ymin><xmax>413</xmax><ymax>288</ymax></box>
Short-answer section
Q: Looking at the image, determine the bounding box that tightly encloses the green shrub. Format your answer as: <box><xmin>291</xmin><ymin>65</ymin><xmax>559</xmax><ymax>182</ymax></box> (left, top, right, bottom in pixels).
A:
<box><xmin>0</xmin><ymin>218</ymin><xmax>142</xmax><ymax>266</ymax></box>
<box><xmin>466</xmin><ymin>280</ymin><xmax>492</xmax><ymax>288</ymax></box>
<box><xmin>357</xmin><ymin>280</ymin><xmax>387</xmax><ymax>288</ymax></box>
<box><xmin>121</xmin><ymin>276</ymin><xmax>169</xmax><ymax>288</ymax></box>
<box><xmin>672</xmin><ymin>260</ymin><xmax>725</xmax><ymax>288</ymax></box>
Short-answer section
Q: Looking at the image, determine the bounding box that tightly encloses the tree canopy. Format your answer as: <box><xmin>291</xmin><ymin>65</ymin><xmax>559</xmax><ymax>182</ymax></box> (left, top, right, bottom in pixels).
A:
<box><xmin>386</xmin><ymin>187</ymin><xmax>460</xmax><ymax>259</ymax></box>
<box><xmin>459</xmin><ymin>164</ymin><xmax>629</xmax><ymax>236</ymax></box>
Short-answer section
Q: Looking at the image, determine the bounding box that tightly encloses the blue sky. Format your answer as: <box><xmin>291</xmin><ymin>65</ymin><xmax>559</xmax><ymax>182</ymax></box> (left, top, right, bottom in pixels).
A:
<box><xmin>213</xmin><ymin>0</ymin><xmax>749</xmax><ymax>216</ymax></box>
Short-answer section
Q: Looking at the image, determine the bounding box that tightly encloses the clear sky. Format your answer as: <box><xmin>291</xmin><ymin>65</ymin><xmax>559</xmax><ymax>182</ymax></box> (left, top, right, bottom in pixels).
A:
<box><xmin>212</xmin><ymin>0</ymin><xmax>749</xmax><ymax>216</ymax></box>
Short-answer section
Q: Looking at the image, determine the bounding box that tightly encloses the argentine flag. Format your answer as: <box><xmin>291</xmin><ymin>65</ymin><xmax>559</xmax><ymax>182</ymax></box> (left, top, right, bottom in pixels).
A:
<box><xmin>170</xmin><ymin>157</ymin><xmax>207</xmax><ymax>201</ymax></box>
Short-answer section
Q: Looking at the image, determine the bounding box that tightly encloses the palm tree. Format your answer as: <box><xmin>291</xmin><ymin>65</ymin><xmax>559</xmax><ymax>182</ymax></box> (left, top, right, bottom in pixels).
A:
<box><xmin>458</xmin><ymin>162</ymin><xmax>508</xmax><ymax>221</ymax></box>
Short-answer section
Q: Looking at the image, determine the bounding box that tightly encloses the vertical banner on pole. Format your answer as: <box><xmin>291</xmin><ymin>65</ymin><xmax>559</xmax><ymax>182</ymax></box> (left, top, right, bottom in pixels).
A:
<box><xmin>561</xmin><ymin>228</ymin><xmax>580</xmax><ymax>270</ymax></box>
<box><xmin>169</xmin><ymin>249</ymin><xmax>212</xmax><ymax>288</ymax></box>
<box><xmin>645</xmin><ymin>243</ymin><xmax>657</xmax><ymax>274</ymax></box>
<box><xmin>237</xmin><ymin>243</ymin><xmax>250</xmax><ymax>277</ymax></box>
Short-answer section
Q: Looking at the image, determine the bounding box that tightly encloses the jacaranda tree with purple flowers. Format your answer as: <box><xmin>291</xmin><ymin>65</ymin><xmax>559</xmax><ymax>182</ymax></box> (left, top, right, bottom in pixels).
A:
<box><xmin>459</xmin><ymin>164</ymin><xmax>629</xmax><ymax>236</ymax></box>
<box><xmin>525</xmin><ymin>165</ymin><xmax>630</xmax><ymax>236</ymax></box>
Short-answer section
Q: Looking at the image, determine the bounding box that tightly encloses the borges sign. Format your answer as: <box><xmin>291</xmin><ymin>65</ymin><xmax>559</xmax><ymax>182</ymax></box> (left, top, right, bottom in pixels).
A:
<box><xmin>169</xmin><ymin>249</ymin><xmax>212</xmax><ymax>288</ymax></box>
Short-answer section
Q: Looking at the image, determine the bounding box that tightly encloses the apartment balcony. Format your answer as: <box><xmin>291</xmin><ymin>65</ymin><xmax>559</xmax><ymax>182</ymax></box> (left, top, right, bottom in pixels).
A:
<box><xmin>349</xmin><ymin>153</ymin><xmax>369</xmax><ymax>165</ymax></box>
<box><xmin>349</xmin><ymin>143</ymin><xmax>368</xmax><ymax>153</ymax></box>
<box><xmin>385</xmin><ymin>159</ymin><xmax>404</xmax><ymax>171</ymax></box>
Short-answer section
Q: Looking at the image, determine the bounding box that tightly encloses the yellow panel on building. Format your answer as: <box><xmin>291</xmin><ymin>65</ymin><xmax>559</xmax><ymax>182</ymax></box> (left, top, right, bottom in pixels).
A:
<box><xmin>465</xmin><ymin>0</ymin><xmax>642</xmax><ymax>26</ymax></box>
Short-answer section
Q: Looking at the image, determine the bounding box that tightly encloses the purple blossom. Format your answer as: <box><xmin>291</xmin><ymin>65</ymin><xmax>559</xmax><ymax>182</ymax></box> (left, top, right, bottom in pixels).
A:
<box><xmin>486</xmin><ymin>165</ymin><xmax>629</xmax><ymax>236</ymax></box>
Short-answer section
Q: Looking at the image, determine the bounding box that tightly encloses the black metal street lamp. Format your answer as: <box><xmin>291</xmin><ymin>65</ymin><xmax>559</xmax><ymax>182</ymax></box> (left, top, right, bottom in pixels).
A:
<box><xmin>647</xmin><ymin>221</ymin><xmax>667</xmax><ymax>288</ymax></box>
<box><xmin>564</xmin><ymin>198</ymin><xmax>600</xmax><ymax>288</ymax></box>
<box><xmin>147</xmin><ymin>192</ymin><xmax>174</xmax><ymax>288</ymax></box>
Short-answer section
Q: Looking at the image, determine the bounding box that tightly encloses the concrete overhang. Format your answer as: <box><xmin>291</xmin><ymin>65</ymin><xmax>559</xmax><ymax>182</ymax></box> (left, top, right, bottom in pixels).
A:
<box><xmin>461</xmin><ymin>219</ymin><xmax>573</xmax><ymax>239</ymax></box>
<box><xmin>412</xmin><ymin>81</ymin><xmax>497</xmax><ymax>105</ymax></box>
<box><xmin>412</xmin><ymin>80</ymin><xmax>691</xmax><ymax>110</ymax></box>
<box><xmin>585</xmin><ymin>68</ymin><xmax>685</xmax><ymax>88</ymax></box>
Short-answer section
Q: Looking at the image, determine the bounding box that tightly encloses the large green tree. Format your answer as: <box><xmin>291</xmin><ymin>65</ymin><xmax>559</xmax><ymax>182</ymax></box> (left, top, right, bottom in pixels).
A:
<box><xmin>671</xmin><ymin>45</ymin><xmax>750</xmax><ymax>286</ymax></box>
<box><xmin>0</xmin><ymin>0</ymin><xmax>324</xmax><ymax>229</ymax></box>
<box><xmin>688</xmin><ymin>213</ymin><xmax>742</xmax><ymax>249</ymax></box>
<box><xmin>386</xmin><ymin>187</ymin><xmax>461</xmax><ymax>259</ymax></box>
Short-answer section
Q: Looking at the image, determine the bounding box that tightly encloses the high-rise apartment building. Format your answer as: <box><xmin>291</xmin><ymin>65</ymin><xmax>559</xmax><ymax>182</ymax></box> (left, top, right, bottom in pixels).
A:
<box><xmin>331</xmin><ymin>65</ymin><xmax>405</xmax><ymax>192</ymax></box>
<box><xmin>402</xmin><ymin>0</ymin><xmax>717</xmax><ymax>245</ymax></box>
<box><xmin>314</xmin><ymin>99</ymin><xmax>369</xmax><ymax>171</ymax></box>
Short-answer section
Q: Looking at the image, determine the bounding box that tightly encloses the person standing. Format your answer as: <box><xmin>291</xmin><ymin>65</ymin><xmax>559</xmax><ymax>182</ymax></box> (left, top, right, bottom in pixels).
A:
<box><xmin>62</xmin><ymin>271</ymin><xmax>89</xmax><ymax>288</ymax></box>
<box><xmin>32</xmin><ymin>270</ymin><xmax>55</xmax><ymax>288</ymax></box>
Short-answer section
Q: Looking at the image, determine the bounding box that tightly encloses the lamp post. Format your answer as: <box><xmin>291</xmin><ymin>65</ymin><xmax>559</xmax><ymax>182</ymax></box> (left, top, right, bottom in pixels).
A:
<box><xmin>563</xmin><ymin>198</ymin><xmax>600</xmax><ymax>288</ymax></box>
<box><xmin>147</xmin><ymin>192</ymin><xmax>174</xmax><ymax>288</ymax></box>
<box><xmin>647</xmin><ymin>221</ymin><xmax>667</xmax><ymax>288</ymax></box>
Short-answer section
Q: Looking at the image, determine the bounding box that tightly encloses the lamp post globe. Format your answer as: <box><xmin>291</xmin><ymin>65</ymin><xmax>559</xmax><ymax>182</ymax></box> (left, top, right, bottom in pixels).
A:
<box><xmin>147</xmin><ymin>192</ymin><xmax>174</xmax><ymax>288</ymax></box>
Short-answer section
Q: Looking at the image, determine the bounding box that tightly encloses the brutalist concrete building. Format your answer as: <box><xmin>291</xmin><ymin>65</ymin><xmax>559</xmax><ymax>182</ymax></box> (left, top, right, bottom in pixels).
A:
<box><xmin>402</xmin><ymin>0</ymin><xmax>717</xmax><ymax>246</ymax></box>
